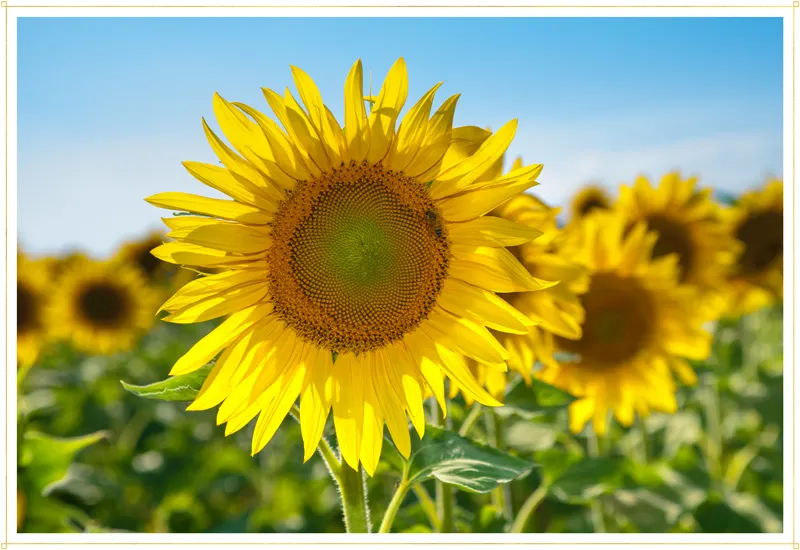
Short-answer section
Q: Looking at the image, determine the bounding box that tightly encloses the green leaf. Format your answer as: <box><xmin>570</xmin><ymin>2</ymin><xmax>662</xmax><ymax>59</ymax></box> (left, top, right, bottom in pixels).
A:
<box><xmin>506</xmin><ymin>419</ymin><xmax>558</xmax><ymax>453</ymax></box>
<box><xmin>496</xmin><ymin>377</ymin><xmax>576</xmax><ymax>420</ymax></box>
<box><xmin>550</xmin><ymin>456</ymin><xmax>626</xmax><ymax>504</ymax></box>
<box><xmin>470</xmin><ymin>504</ymin><xmax>507</xmax><ymax>533</ymax></box>
<box><xmin>121</xmin><ymin>363</ymin><xmax>213</xmax><ymax>401</ymax></box>
<box><xmin>20</xmin><ymin>431</ymin><xmax>109</xmax><ymax>494</ymax></box>
<box><xmin>694</xmin><ymin>496</ymin><xmax>762</xmax><ymax>533</ymax></box>
<box><xmin>606</xmin><ymin>488</ymin><xmax>682</xmax><ymax>533</ymax></box>
<box><xmin>395</xmin><ymin>425</ymin><xmax>535</xmax><ymax>493</ymax></box>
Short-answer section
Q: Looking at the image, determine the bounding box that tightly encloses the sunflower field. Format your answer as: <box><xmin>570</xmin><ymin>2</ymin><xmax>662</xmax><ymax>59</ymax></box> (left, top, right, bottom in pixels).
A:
<box><xmin>15</xmin><ymin>59</ymin><xmax>784</xmax><ymax>535</ymax></box>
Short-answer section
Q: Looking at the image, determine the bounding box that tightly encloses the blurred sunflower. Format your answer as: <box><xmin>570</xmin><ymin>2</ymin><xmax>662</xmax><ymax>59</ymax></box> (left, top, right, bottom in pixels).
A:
<box><xmin>616</xmin><ymin>172</ymin><xmax>741</xmax><ymax>315</ymax></box>
<box><xmin>570</xmin><ymin>184</ymin><xmax>611</xmax><ymax>220</ymax></box>
<box><xmin>440</xmin><ymin>128</ymin><xmax>586</xmax><ymax>402</ymax></box>
<box><xmin>721</xmin><ymin>178</ymin><xmax>783</xmax><ymax>317</ymax></box>
<box><xmin>146</xmin><ymin>58</ymin><xmax>552</xmax><ymax>475</ymax></box>
<box><xmin>47</xmin><ymin>260</ymin><xmax>159</xmax><ymax>355</ymax></box>
<box><xmin>17</xmin><ymin>255</ymin><xmax>50</xmax><ymax>367</ymax></box>
<box><xmin>536</xmin><ymin>211</ymin><xmax>712</xmax><ymax>435</ymax></box>
<box><xmin>41</xmin><ymin>250</ymin><xmax>90</xmax><ymax>279</ymax></box>
<box><xmin>17</xmin><ymin>488</ymin><xmax>26</xmax><ymax>530</ymax></box>
<box><xmin>113</xmin><ymin>231</ymin><xmax>174</xmax><ymax>284</ymax></box>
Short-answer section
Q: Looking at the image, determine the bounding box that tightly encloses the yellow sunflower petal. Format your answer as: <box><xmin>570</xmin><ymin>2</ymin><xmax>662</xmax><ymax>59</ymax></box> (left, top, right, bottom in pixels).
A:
<box><xmin>332</xmin><ymin>353</ymin><xmax>365</xmax><ymax>470</ymax></box>
<box><xmin>343</xmin><ymin>59</ymin><xmax>370</xmax><ymax>162</ymax></box>
<box><xmin>447</xmin><ymin>216</ymin><xmax>543</xmax><ymax>247</ymax></box>
<box><xmin>146</xmin><ymin>192</ymin><xmax>273</xmax><ymax>224</ymax></box>
<box><xmin>438</xmin><ymin>277</ymin><xmax>534</xmax><ymax>334</ymax></box>
<box><xmin>367</xmin><ymin>58</ymin><xmax>408</xmax><ymax>163</ymax></box>
<box><xmin>406</xmin><ymin>94</ymin><xmax>460</xmax><ymax>180</ymax></box>
<box><xmin>170</xmin><ymin>304</ymin><xmax>273</xmax><ymax>375</ymax></box>
<box><xmin>437</xmin><ymin>163</ymin><xmax>543</xmax><ymax>222</ymax></box>
<box><xmin>300</xmin><ymin>347</ymin><xmax>334</xmax><ymax>462</ymax></box>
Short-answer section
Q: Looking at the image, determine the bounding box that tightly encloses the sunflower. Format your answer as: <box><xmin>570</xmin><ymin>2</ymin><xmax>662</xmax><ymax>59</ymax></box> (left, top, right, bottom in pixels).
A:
<box><xmin>570</xmin><ymin>184</ymin><xmax>611</xmax><ymax>220</ymax></box>
<box><xmin>440</xmin><ymin>129</ymin><xmax>586</xmax><ymax>402</ymax></box>
<box><xmin>47</xmin><ymin>260</ymin><xmax>159</xmax><ymax>355</ymax></box>
<box><xmin>113</xmin><ymin>231</ymin><xmax>175</xmax><ymax>285</ymax></box>
<box><xmin>615</xmin><ymin>172</ymin><xmax>741</xmax><ymax>316</ymax></box>
<box><xmin>535</xmin><ymin>211</ymin><xmax>712</xmax><ymax>435</ymax></box>
<box><xmin>40</xmin><ymin>250</ymin><xmax>90</xmax><ymax>279</ymax></box>
<box><xmin>17</xmin><ymin>255</ymin><xmax>51</xmax><ymax>367</ymax></box>
<box><xmin>720</xmin><ymin>179</ymin><xmax>783</xmax><ymax>317</ymax></box>
<box><xmin>146</xmin><ymin>58</ymin><xmax>553</xmax><ymax>475</ymax></box>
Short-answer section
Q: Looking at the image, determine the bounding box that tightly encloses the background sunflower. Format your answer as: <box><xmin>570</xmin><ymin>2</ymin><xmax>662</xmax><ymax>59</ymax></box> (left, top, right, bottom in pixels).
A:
<box><xmin>17</xmin><ymin>255</ymin><xmax>52</xmax><ymax>368</ymax></box>
<box><xmin>15</xmin><ymin>15</ymin><xmax>785</xmax><ymax>537</ymax></box>
<box><xmin>537</xmin><ymin>211</ymin><xmax>712</xmax><ymax>435</ymax></box>
<box><xmin>46</xmin><ymin>260</ymin><xmax>160</xmax><ymax>355</ymax></box>
<box><xmin>720</xmin><ymin>179</ymin><xmax>783</xmax><ymax>318</ymax></box>
<box><xmin>614</xmin><ymin>172</ymin><xmax>742</xmax><ymax>317</ymax></box>
<box><xmin>570</xmin><ymin>184</ymin><xmax>612</xmax><ymax>220</ymax></box>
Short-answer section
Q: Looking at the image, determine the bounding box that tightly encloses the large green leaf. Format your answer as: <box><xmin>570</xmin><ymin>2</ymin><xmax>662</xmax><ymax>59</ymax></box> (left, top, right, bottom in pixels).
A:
<box><xmin>496</xmin><ymin>377</ymin><xmax>576</xmax><ymax>420</ymax></box>
<box><xmin>694</xmin><ymin>496</ymin><xmax>762</xmax><ymax>533</ymax></box>
<box><xmin>19</xmin><ymin>431</ymin><xmax>109</xmax><ymax>494</ymax></box>
<box><xmin>606</xmin><ymin>488</ymin><xmax>682</xmax><ymax>533</ymax></box>
<box><xmin>549</xmin><ymin>456</ymin><xmax>626</xmax><ymax>504</ymax></box>
<box><xmin>121</xmin><ymin>363</ymin><xmax>213</xmax><ymax>401</ymax></box>
<box><xmin>506</xmin><ymin>419</ymin><xmax>558</xmax><ymax>452</ymax></box>
<box><xmin>396</xmin><ymin>425</ymin><xmax>535</xmax><ymax>493</ymax></box>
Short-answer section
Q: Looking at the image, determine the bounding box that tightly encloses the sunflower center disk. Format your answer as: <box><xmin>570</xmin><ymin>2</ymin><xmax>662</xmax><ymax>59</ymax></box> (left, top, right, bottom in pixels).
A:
<box><xmin>560</xmin><ymin>273</ymin><xmax>655</xmax><ymax>365</ymax></box>
<box><xmin>646</xmin><ymin>215</ymin><xmax>695</xmax><ymax>283</ymax></box>
<box><xmin>79</xmin><ymin>283</ymin><xmax>129</xmax><ymax>328</ymax></box>
<box><xmin>580</xmin><ymin>198</ymin><xmax>606</xmax><ymax>216</ymax></box>
<box><xmin>137</xmin><ymin>245</ymin><xmax>164</xmax><ymax>278</ymax></box>
<box><xmin>17</xmin><ymin>283</ymin><xmax>39</xmax><ymax>334</ymax></box>
<box><xmin>268</xmin><ymin>162</ymin><xmax>450</xmax><ymax>355</ymax></box>
<box><xmin>736</xmin><ymin>211</ymin><xmax>783</xmax><ymax>275</ymax></box>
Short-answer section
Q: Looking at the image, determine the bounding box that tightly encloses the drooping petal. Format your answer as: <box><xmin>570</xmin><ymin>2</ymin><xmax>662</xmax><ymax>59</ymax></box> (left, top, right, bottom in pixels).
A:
<box><xmin>437</xmin><ymin>277</ymin><xmax>534</xmax><ymax>334</ymax></box>
<box><xmin>332</xmin><ymin>353</ymin><xmax>365</xmax><ymax>470</ymax></box>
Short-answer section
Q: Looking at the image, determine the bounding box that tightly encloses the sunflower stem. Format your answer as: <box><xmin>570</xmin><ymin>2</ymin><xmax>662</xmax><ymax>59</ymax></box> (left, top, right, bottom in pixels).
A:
<box><xmin>338</xmin><ymin>461</ymin><xmax>372</xmax><ymax>533</ymax></box>
<box><xmin>379</xmin><ymin>463</ymin><xmax>410</xmax><ymax>533</ymax></box>
<box><xmin>288</xmin><ymin>406</ymin><xmax>341</xmax><ymax>483</ymax></box>
<box><xmin>289</xmin><ymin>406</ymin><xmax>368</xmax><ymax>533</ymax></box>
<box><xmin>431</xmin><ymin>397</ymin><xmax>455</xmax><ymax>532</ymax></box>
<box><xmin>486</xmin><ymin>410</ymin><xmax>513</xmax><ymax>521</ymax></box>
<box><xmin>458</xmin><ymin>402</ymin><xmax>483</xmax><ymax>437</ymax></box>
<box><xmin>702</xmin><ymin>373</ymin><xmax>724</xmax><ymax>486</ymax></box>
<box><xmin>586</xmin><ymin>428</ymin><xmax>607</xmax><ymax>533</ymax></box>
<box><xmin>636</xmin><ymin>416</ymin><xmax>649</xmax><ymax>464</ymax></box>
<box><xmin>412</xmin><ymin>483</ymin><xmax>442</xmax><ymax>531</ymax></box>
<box><xmin>509</xmin><ymin>482</ymin><xmax>548</xmax><ymax>533</ymax></box>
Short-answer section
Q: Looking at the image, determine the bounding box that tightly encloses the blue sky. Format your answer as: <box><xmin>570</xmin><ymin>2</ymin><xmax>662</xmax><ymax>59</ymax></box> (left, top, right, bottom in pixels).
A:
<box><xmin>17</xmin><ymin>17</ymin><xmax>783</xmax><ymax>256</ymax></box>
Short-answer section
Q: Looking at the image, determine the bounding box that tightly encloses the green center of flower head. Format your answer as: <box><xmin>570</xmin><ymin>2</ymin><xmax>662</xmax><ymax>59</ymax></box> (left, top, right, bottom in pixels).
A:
<box><xmin>268</xmin><ymin>161</ymin><xmax>450</xmax><ymax>355</ymax></box>
<box><xmin>559</xmin><ymin>273</ymin><xmax>655</xmax><ymax>365</ymax></box>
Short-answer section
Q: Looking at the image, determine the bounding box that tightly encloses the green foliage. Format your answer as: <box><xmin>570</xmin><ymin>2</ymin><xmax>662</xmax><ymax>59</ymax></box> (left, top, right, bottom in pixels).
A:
<box><xmin>19</xmin><ymin>431</ymin><xmax>109</xmax><ymax>494</ymax></box>
<box><xmin>121</xmin><ymin>363</ymin><xmax>213</xmax><ymax>401</ymax></box>
<box><xmin>16</xmin><ymin>304</ymin><xmax>784</xmax><ymax>534</ymax></box>
<box><xmin>497</xmin><ymin>377</ymin><xmax>576</xmax><ymax>420</ymax></box>
<box><xmin>396</xmin><ymin>425</ymin><xmax>536</xmax><ymax>494</ymax></box>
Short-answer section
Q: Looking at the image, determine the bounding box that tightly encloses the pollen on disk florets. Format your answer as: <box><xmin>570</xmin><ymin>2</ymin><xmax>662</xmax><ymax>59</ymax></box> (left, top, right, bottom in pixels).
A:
<box><xmin>268</xmin><ymin>160</ymin><xmax>450</xmax><ymax>355</ymax></box>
